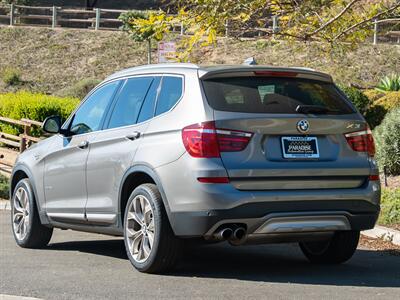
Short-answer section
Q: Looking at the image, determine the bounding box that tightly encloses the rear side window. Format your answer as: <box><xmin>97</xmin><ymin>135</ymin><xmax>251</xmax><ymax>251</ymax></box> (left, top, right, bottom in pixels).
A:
<box><xmin>137</xmin><ymin>77</ymin><xmax>161</xmax><ymax>123</ymax></box>
<box><xmin>107</xmin><ymin>77</ymin><xmax>153</xmax><ymax>129</ymax></box>
<box><xmin>202</xmin><ymin>77</ymin><xmax>354</xmax><ymax>114</ymax></box>
<box><xmin>155</xmin><ymin>76</ymin><xmax>183</xmax><ymax>116</ymax></box>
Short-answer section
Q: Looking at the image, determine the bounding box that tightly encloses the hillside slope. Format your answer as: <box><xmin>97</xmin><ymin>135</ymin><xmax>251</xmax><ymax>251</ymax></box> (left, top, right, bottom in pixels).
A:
<box><xmin>0</xmin><ymin>27</ymin><xmax>399</xmax><ymax>95</ymax></box>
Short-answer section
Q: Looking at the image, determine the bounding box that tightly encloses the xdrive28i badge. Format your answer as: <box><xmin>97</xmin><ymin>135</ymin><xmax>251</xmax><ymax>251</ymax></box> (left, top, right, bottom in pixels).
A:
<box><xmin>296</xmin><ymin>119</ymin><xmax>309</xmax><ymax>133</ymax></box>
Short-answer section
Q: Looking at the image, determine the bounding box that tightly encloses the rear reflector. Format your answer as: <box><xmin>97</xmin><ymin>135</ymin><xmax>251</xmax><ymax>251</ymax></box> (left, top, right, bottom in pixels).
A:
<box><xmin>254</xmin><ymin>71</ymin><xmax>298</xmax><ymax>77</ymax></box>
<box><xmin>182</xmin><ymin>121</ymin><xmax>252</xmax><ymax>158</ymax></box>
<box><xmin>368</xmin><ymin>175</ymin><xmax>380</xmax><ymax>181</ymax></box>
<box><xmin>197</xmin><ymin>177</ymin><xmax>230</xmax><ymax>183</ymax></box>
<box><xmin>344</xmin><ymin>128</ymin><xmax>375</xmax><ymax>157</ymax></box>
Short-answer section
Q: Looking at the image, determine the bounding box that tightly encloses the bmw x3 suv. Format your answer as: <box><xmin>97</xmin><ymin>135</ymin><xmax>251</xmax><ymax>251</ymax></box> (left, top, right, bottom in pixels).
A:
<box><xmin>10</xmin><ymin>63</ymin><xmax>380</xmax><ymax>273</ymax></box>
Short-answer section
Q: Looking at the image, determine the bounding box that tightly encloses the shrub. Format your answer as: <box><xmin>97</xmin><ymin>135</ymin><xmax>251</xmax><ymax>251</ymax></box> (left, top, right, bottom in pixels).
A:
<box><xmin>364</xmin><ymin>89</ymin><xmax>385</xmax><ymax>102</ymax></box>
<box><xmin>338</xmin><ymin>85</ymin><xmax>385</xmax><ymax>128</ymax></box>
<box><xmin>376</xmin><ymin>74</ymin><xmax>400</xmax><ymax>92</ymax></box>
<box><xmin>378</xmin><ymin>188</ymin><xmax>400</xmax><ymax>226</ymax></box>
<box><xmin>373</xmin><ymin>108</ymin><xmax>400</xmax><ymax>175</ymax></box>
<box><xmin>362</xmin><ymin>91</ymin><xmax>400</xmax><ymax>129</ymax></box>
<box><xmin>374</xmin><ymin>91</ymin><xmax>400</xmax><ymax>111</ymax></box>
<box><xmin>56</xmin><ymin>78</ymin><xmax>101</xmax><ymax>99</ymax></box>
<box><xmin>1</xmin><ymin>68</ymin><xmax>21</xmax><ymax>86</ymax></box>
<box><xmin>0</xmin><ymin>91</ymin><xmax>79</xmax><ymax>137</ymax></box>
<box><xmin>338</xmin><ymin>85</ymin><xmax>370</xmax><ymax>114</ymax></box>
<box><xmin>0</xmin><ymin>174</ymin><xmax>9</xmax><ymax>199</ymax></box>
<box><xmin>364</xmin><ymin>104</ymin><xmax>387</xmax><ymax>129</ymax></box>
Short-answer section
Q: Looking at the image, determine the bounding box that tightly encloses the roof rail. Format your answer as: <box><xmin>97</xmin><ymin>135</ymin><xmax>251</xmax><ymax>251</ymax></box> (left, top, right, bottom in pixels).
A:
<box><xmin>105</xmin><ymin>63</ymin><xmax>200</xmax><ymax>81</ymax></box>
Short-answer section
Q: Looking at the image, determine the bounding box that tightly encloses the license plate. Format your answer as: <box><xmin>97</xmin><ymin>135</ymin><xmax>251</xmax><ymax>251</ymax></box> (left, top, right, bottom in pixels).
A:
<box><xmin>281</xmin><ymin>136</ymin><xmax>319</xmax><ymax>159</ymax></box>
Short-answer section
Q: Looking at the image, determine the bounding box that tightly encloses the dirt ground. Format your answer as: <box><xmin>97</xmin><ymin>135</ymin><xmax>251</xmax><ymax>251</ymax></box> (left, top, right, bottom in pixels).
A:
<box><xmin>381</xmin><ymin>175</ymin><xmax>400</xmax><ymax>189</ymax></box>
<box><xmin>359</xmin><ymin>235</ymin><xmax>400</xmax><ymax>256</ymax></box>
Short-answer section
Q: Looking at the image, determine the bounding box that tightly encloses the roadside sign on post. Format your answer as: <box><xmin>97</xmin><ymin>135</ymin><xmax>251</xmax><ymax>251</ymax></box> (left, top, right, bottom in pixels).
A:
<box><xmin>158</xmin><ymin>41</ymin><xmax>177</xmax><ymax>63</ymax></box>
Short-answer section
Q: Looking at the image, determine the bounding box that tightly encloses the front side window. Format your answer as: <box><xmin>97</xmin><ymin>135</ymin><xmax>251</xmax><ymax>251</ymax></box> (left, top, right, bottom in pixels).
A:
<box><xmin>69</xmin><ymin>81</ymin><xmax>119</xmax><ymax>135</ymax></box>
<box><xmin>155</xmin><ymin>76</ymin><xmax>183</xmax><ymax>116</ymax></box>
<box><xmin>107</xmin><ymin>77</ymin><xmax>153</xmax><ymax>129</ymax></box>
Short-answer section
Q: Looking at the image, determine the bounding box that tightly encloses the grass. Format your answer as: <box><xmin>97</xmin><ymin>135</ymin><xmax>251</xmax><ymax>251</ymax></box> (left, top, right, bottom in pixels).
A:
<box><xmin>0</xmin><ymin>173</ymin><xmax>9</xmax><ymax>199</ymax></box>
<box><xmin>1</xmin><ymin>27</ymin><xmax>399</xmax><ymax>94</ymax></box>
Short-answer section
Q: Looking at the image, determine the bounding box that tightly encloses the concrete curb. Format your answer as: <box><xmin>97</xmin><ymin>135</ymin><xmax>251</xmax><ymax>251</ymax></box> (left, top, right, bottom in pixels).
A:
<box><xmin>362</xmin><ymin>225</ymin><xmax>400</xmax><ymax>246</ymax></box>
<box><xmin>0</xmin><ymin>199</ymin><xmax>10</xmax><ymax>211</ymax></box>
<box><xmin>0</xmin><ymin>294</ymin><xmax>43</xmax><ymax>300</ymax></box>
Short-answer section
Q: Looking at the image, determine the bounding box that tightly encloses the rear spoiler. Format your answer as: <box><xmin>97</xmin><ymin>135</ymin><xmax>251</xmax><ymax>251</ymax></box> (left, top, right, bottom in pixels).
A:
<box><xmin>198</xmin><ymin>66</ymin><xmax>333</xmax><ymax>83</ymax></box>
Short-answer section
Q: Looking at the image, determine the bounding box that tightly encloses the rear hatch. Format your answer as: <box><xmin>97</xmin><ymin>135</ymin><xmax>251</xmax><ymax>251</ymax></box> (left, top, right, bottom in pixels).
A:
<box><xmin>200</xmin><ymin>68</ymin><xmax>372</xmax><ymax>190</ymax></box>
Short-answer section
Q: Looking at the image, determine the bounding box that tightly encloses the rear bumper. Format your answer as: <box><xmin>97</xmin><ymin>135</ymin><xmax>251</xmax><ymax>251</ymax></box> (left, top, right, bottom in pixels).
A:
<box><xmin>170</xmin><ymin>200</ymin><xmax>379</xmax><ymax>237</ymax></box>
<box><xmin>155</xmin><ymin>153</ymin><xmax>380</xmax><ymax>237</ymax></box>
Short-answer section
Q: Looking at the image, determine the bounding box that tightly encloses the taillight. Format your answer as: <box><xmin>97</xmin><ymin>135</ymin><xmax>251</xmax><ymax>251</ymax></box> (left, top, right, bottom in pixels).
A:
<box><xmin>344</xmin><ymin>128</ymin><xmax>375</xmax><ymax>157</ymax></box>
<box><xmin>182</xmin><ymin>121</ymin><xmax>252</xmax><ymax>158</ymax></box>
<box><xmin>215</xmin><ymin>129</ymin><xmax>252</xmax><ymax>152</ymax></box>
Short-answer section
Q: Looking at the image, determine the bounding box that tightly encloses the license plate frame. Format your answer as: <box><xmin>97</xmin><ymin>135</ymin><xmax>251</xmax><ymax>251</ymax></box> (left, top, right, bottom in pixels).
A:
<box><xmin>281</xmin><ymin>136</ymin><xmax>319</xmax><ymax>159</ymax></box>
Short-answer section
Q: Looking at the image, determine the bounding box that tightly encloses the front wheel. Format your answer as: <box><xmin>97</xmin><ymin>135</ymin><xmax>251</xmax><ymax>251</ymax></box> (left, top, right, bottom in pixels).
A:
<box><xmin>11</xmin><ymin>179</ymin><xmax>53</xmax><ymax>248</ymax></box>
<box><xmin>123</xmin><ymin>183</ymin><xmax>182</xmax><ymax>273</ymax></box>
<box><xmin>299</xmin><ymin>231</ymin><xmax>360</xmax><ymax>264</ymax></box>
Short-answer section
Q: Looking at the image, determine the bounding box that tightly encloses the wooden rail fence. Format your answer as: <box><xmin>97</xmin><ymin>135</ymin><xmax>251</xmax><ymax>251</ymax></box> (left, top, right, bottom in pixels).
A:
<box><xmin>0</xmin><ymin>117</ymin><xmax>43</xmax><ymax>153</ymax></box>
<box><xmin>0</xmin><ymin>4</ymin><xmax>185</xmax><ymax>32</ymax></box>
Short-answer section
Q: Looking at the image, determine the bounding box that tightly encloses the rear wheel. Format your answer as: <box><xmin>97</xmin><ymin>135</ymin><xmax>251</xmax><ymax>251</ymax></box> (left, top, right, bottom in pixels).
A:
<box><xmin>123</xmin><ymin>183</ymin><xmax>181</xmax><ymax>273</ymax></box>
<box><xmin>299</xmin><ymin>231</ymin><xmax>360</xmax><ymax>264</ymax></box>
<box><xmin>11</xmin><ymin>179</ymin><xmax>53</xmax><ymax>248</ymax></box>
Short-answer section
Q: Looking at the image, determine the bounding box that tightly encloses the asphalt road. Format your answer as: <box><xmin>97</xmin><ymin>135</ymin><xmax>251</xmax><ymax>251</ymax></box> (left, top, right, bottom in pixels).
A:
<box><xmin>0</xmin><ymin>211</ymin><xmax>399</xmax><ymax>300</ymax></box>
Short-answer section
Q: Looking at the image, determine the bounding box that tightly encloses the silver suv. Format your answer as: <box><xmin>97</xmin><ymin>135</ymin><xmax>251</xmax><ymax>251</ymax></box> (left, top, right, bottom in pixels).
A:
<box><xmin>10</xmin><ymin>64</ymin><xmax>380</xmax><ymax>273</ymax></box>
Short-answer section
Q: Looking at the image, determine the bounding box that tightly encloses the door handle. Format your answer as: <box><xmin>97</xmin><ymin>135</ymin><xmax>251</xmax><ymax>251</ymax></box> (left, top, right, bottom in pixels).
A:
<box><xmin>77</xmin><ymin>140</ymin><xmax>89</xmax><ymax>149</ymax></box>
<box><xmin>125</xmin><ymin>131</ymin><xmax>141</xmax><ymax>141</ymax></box>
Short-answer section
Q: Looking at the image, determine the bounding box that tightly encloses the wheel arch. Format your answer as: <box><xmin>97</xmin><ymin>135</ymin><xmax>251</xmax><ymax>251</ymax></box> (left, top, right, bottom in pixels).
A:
<box><xmin>118</xmin><ymin>164</ymin><xmax>176</xmax><ymax>233</ymax></box>
<box><xmin>10</xmin><ymin>164</ymin><xmax>49</xmax><ymax>224</ymax></box>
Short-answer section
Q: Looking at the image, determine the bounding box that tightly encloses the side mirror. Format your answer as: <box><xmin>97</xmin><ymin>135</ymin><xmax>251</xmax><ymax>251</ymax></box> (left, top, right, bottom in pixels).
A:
<box><xmin>42</xmin><ymin>115</ymin><xmax>62</xmax><ymax>134</ymax></box>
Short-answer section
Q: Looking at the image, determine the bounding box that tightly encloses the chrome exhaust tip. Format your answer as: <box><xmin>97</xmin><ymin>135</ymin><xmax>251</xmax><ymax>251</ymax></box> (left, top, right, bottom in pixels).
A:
<box><xmin>213</xmin><ymin>227</ymin><xmax>233</xmax><ymax>241</ymax></box>
<box><xmin>233</xmin><ymin>227</ymin><xmax>246</xmax><ymax>240</ymax></box>
<box><xmin>220</xmin><ymin>228</ymin><xmax>233</xmax><ymax>240</ymax></box>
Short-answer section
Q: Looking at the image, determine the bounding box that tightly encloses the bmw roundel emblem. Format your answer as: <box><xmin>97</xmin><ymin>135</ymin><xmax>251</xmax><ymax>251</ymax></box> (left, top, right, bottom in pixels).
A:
<box><xmin>296</xmin><ymin>119</ymin><xmax>309</xmax><ymax>133</ymax></box>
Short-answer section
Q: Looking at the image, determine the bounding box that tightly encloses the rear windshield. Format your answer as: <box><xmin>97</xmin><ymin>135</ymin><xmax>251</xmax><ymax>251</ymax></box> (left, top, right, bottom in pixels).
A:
<box><xmin>202</xmin><ymin>77</ymin><xmax>354</xmax><ymax>114</ymax></box>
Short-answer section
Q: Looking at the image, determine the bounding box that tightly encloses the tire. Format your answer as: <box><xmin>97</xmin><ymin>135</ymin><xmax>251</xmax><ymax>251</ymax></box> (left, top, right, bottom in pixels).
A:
<box><xmin>299</xmin><ymin>230</ymin><xmax>360</xmax><ymax>264</ymax></box>
<box><xmin>123</xmin><ymin>183</ymin><xmax>182</xmax><ymax>273</ymax></box>
<box><xmin>11</xmin><ymin>178</ymin><xmax>53</xmax><ymax>248</ymax></box>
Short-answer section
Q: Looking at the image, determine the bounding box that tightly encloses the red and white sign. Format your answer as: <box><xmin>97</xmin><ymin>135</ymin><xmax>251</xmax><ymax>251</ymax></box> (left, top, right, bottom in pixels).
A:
<box><xmin>158</xmin><ymin>41</ymin><xmax>177</xmax><ymax>63</ymax></box>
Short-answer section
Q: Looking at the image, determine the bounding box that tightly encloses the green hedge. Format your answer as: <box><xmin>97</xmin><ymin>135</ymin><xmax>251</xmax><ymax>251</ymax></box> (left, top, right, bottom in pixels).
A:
<box><xmin>0</xmin><ymin>174</ymin><xmax>9</xmax><ymax>199</ymax></box>
<box><xmin>379</xmin><ymin>188</ymin><xmax>400</xmax><ymax>226</ymax></box>
<box><xmin>0</xmin><ymin>91</ymin><xmax>79</xmax><ymax>137</ymax></box>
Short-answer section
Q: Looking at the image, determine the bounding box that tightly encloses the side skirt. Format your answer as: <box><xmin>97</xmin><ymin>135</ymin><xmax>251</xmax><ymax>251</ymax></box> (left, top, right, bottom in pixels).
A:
<box><xmin>49</xmin><ymin>220</ymin><xmax>123</xmax><ymax>236</ymax></box>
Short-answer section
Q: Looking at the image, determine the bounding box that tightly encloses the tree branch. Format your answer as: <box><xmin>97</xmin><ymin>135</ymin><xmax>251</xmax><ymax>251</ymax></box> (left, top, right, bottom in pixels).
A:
<box><xmin>333</xmin><ymin>1</ymin><xmax>400</xmax><ymax>41</ymax></box>
<box><xmin>306</xmin><ymin>0</ymin><xmax>360</xmax><ymax>38</ymax></box>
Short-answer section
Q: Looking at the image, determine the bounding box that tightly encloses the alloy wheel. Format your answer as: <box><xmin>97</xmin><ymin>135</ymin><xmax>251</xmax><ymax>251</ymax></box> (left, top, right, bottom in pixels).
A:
<box><xmin>12</xmin><ymin>187</ymin><xmax>30</xmax><ymax>241</ymax></box>
<box><xmin>125</xmin><ymin>195</ymin><xmax>155</xmax><ymax>263</ymax></box>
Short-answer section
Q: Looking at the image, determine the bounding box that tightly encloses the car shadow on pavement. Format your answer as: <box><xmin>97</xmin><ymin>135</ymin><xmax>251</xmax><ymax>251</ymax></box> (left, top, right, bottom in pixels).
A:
<box><xmin>47</xmin><ymin>239</ymin><xmax>128</xmax><ymax>260</ymax></box>
<box><xmin>46</xmin><ymin>239</ymin><xmax>400</xmax><ymax>288</ymax></box>
<box><xmin>175</xmin><ymin>242</ymin><xmax>400</xmax><ymax>288</ymax></box>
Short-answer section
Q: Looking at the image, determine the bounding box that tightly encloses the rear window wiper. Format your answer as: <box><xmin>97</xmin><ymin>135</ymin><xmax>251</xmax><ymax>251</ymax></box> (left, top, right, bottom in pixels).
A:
<box><xmin>296</xmin><ymin>105</ymin><xmax>340</xmax><ymax>114</ymax></box>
